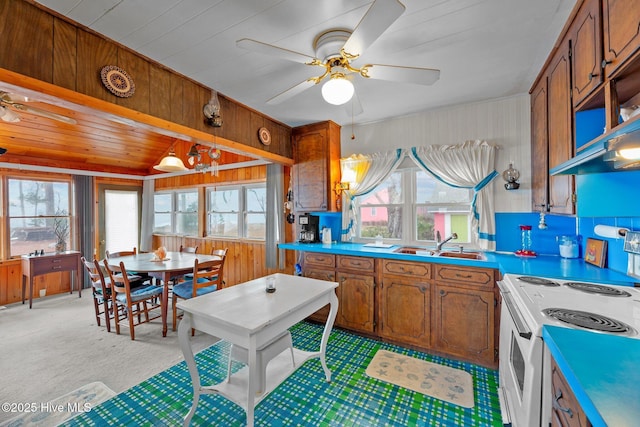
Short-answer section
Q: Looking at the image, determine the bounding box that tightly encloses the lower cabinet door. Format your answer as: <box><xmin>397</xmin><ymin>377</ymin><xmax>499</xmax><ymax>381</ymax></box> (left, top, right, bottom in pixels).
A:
<box><xmin>303</xmin><ymin>268</ymin><xmax>335</xmax><ymax>323</ymax></box>
<box><xmin>379</xmin><ymin>276</ymin><xmax>430</xmax><ymax>347</ymax></box>
<box><xmin>433</xmin><ymin>284</ymin><xmax>495</xmax><ymax>365</ymax></box>
<box><xmin>336</xmin><ymin>271</ymin><xmax>375</xmax><ymax>333</ymax></box>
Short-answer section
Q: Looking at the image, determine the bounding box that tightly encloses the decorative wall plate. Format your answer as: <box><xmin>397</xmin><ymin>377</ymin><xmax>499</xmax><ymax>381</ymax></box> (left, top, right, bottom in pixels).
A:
<box><xmin>258</xmin><ymin>127</ymin><xmax>271</xmax><ymax>145</ymax></box>
<box><xmin>100</xmin><ymin>65</ymin><xmax>136</xmax><ymax>98</ymax></box>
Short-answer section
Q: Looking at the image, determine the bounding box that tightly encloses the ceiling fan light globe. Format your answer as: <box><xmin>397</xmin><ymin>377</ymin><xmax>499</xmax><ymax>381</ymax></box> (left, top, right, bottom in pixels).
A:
<box><xmin>322</xmin><ymin>77</ymin><xmax>354</xmax><ymax>105</ymax></box>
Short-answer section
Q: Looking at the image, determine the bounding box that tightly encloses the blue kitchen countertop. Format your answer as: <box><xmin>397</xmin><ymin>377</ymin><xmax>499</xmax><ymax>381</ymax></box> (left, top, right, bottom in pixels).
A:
<box><xmin>279</xmin><ymin>242</ymin><xmax>638</xmax><ymax>285</ymax></box>
<box><xmin>543</xmin><ymin>325</ymin><xmax>640</xmax><ymax>427</ymax></box>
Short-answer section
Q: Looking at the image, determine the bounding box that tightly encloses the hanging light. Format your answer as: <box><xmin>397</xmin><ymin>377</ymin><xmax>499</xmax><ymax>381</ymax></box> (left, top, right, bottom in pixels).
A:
<box><xmin>153</xmin><ymin>147</ymin><xmax>188</xmax><ymax>172</ymax></box>
<box><xmin>322</xmin><ymin>73</ymin><xmax>354</xmax><ymax>105</ymax></box>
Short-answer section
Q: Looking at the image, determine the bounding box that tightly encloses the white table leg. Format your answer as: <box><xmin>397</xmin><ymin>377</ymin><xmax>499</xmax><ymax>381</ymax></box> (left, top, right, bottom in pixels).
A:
<box><xmin>319</xmin><ymin>291</ymin><xmax>339</xmax><ymax>382</ymax></box>
<box><xmin>246</xmin><ymin>337</ymin><xmax>257</xmax><ymax>427</ymax></box>
<box><xmin>178</xmin><ymin>314</ymin><xmax>200</xmax><ymax>426</ymax></box>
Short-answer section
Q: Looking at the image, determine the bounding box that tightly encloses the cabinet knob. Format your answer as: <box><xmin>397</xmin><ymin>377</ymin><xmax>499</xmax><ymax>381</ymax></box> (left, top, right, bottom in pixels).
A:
<box><xmin>421</xmin><ymin>286</ymin><xmax>427</xmax><ymax>293</ymax></box>
<box><xmin>588</xmin><ymin>72</ymin><xmax>598</xmax><ymax>81</ymax></box>
<box><xmin>601</xmin><ymin>59</ymin><xmax>612</xmax><ymax>69</ymax></box>
<box><xmin>439</xmin><ymin>289</ymin><xmax>446</xmax><ymax>296</ymax></box>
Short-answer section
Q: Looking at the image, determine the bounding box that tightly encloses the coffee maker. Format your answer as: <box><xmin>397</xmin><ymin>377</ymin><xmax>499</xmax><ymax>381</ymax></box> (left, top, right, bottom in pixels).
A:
<box><xmin>298</xmin><ymin>214</ymin><xmax>320</xmax><ymax>243</ymax></box>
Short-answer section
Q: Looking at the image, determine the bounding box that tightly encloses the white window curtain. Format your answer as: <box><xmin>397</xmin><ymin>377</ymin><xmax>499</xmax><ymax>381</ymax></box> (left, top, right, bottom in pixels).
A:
<box><xmin>140</xmin><ymin>179</ymin><xmax>155</xmax><ymax>253</ymax></box>
<box><xmin>266</xmin><ymin>163</ymin><xmax>284</xmax><ymax>268</ymax></box>
<box><xmin>409</xmin><ymin>140</ymin><xmax>498</xmax><ymax>250</ymax></box>
<box><xmin>340</xmin><ymin>149</ymin><xmax>404</xmax><ymax>242</ymax></box>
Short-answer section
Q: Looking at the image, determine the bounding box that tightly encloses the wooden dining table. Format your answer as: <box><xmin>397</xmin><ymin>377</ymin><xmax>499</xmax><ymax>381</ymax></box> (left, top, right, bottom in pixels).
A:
<box><xmin>107</xmin><ymin>251</ymin><xmax>222</xmax><ymax>337</ymax></box>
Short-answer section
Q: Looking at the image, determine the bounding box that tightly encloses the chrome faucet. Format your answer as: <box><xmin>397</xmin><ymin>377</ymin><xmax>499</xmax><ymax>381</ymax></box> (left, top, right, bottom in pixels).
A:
<box><xmin>436</xmin><ymin>232</ymin><xmax>458</xmax><ymax>251</ymax></box>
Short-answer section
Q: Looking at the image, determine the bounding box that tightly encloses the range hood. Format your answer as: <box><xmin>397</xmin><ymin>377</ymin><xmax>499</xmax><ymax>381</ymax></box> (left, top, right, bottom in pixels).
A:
<box><xmin>550</xmin><ymin>116</ymin><xmax>640</xmax><ymax>175</ymax></box>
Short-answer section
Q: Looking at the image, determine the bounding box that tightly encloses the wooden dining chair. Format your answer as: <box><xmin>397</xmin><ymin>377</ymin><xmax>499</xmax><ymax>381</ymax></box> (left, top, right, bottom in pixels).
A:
<box><xmin>103</xmin><ymin>260</ymin><xmax>163</xmax><ymax>340</ymax></box>
<box><xmin>81</xmin><ymin>256</ymin><xmax>113</xmax><ymax>332</ymax></box>
<box><xmin>106</xmin><ymin>247</ymin><xmax>151</xmax><ymax>284</ymax></box>
<box><xmin>172</xmin><ymin>257</ymin><xmax>225</xmax><ymax>332</ymax></box>
<box><xmin>179</xmin><ymin>245</ymin><xmax>198</xmax><ymax>253</ymax></box>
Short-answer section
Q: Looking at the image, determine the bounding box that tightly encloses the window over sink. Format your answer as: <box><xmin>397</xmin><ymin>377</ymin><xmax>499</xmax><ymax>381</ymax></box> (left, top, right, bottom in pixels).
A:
<box><xmin>352</xmin><ymin>168</ymin><xmax>472</xmax><ymax>246</ymax></box>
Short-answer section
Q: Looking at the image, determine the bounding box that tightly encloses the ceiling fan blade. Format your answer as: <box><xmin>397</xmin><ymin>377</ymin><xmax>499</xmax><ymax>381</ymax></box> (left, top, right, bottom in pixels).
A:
<box><xmin>362</xmin><ymin>64</ymin><xmax>440</xmax><ymax>86</ymax></box>
<box><xmin>11</xmin><ymin>102</ymin><xmax>77</xmax><ymax>124</ymax></box>
<box><xmin>236</xmin><ymin>38</ymin><xmax>321</xmax><ymax>65</ymax></box>
<box><xmin>266</xmin><ymin>78</ymin><xmax>318</xmax><ymax>105</ymax></box>
<box><xmin>342</xmin><ymin>0</ymin><xmax>405</xmax><ymax>59</ymax></box>
<box><xmin>0</xmin><ymin>91</ymin><xmax>29</xmax><ymax>103</ymax></box>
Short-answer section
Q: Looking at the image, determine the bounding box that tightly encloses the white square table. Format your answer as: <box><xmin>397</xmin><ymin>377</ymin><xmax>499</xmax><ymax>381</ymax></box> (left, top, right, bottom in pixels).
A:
<box><xmin>177</xmin><ymin>273</ymin><xmax>339</xmax><ymax>426</ymax></box>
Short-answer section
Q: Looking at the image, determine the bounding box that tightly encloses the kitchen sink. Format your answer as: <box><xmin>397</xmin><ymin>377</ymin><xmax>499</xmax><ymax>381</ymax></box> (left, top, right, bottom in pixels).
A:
<box><xmin>438</xmin><ymin>251</ymin><xmax>485</xmax><ymax>260</ymax></box>
<box><xmin>393</xmin><ymin>246</ymin><xmax>485</xmax><ymax>260</ymax></box>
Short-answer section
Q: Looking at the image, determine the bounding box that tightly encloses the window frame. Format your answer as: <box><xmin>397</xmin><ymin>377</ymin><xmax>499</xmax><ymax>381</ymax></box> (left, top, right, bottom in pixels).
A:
<box><xmin>206</xmin><ymin>183</ymin><xmax>267</xmax><ymax>240</ymax></box>
<box><xmin>153</xmin><ymin>189</ymin><xmax>199</xmax><ymax>237</ymax></box>
<box><xmin>352</xmin><ymin>167</ymin><xmax>473</xmax><ymax>247</ymax></box>
<box><xmin>6</xmin><ymin>176</ymin><xmax>73</xmax><ymax>258</ymax></box>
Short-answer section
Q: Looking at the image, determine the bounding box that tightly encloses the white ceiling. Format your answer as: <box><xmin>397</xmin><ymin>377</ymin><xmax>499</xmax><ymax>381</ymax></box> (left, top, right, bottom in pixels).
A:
<box><xmin>34</xmin><ymin>0</ymin><xmax>576</xmax><ymax>128</ymax></box>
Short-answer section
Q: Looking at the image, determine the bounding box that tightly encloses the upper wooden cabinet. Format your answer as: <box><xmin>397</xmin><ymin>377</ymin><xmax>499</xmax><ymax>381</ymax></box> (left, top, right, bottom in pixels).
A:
<box><xmin>602</xmin><ymin>0</ymin><xmax>640</xmax><ymax>78</ymax></box>
<box><xmin>292</xmin><ymin>121</ymin><xmax>341</xmax><ymax>213</ymax></box>
<box><xmin>571</xmin><ymin>0</ymin><xmax>603</xmax><ymax>107</ymax></box>
<box><xmin>530</xmin><ymin>37</ymin><xmax>575</xmax><ymax>214</ymax></box>
<box><xmin>547</xmin><ymin>42</ymin><xmax>575</xmax><ymax>214</ymax></box>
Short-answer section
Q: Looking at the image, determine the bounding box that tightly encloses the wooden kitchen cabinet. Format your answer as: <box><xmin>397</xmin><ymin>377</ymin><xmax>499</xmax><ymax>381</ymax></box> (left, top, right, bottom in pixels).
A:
<box><xmin>530</xmin><ymin>34</ymin><xmax>575</xmax><ymax>214</ymax></box>
<box><xmin>378</xmin><ymin>260</ymin><xmax>431</xmax><ymax>347</ymax></box>
<box><xmin>550</xmin><ymin>356</ymin><xmax>593</xmax><ymax>427</ymax></box>
<box><xmin>432</xmin><ymin>264</ymin><xmax>497</xmax><ymax>367</ymax></box>
<box><xmin>335</xmin><ymin>255</ymin><xmax>375</xmax><ymax>333</ymax></box>
<box><xmin>301</xmin><ymin>252</ymin><xmax>375</xmax><ymax>332</ymax></box>
<box><xmin>602</xmin><ymin>0</ymin><xmax>640</xmax><ymax>78</ymax></box>
<box><xmin>292</xmin><ymin>121</ymin><xmax>341</xmax><ymax>213</ymax></box>
<box><xmin>302</xmin><ymin>252</ymin><xmax>335</xmax><ymax>322</ymax></box>
<box><xmin>571</xmin><ymin>0</ymin><xmax>603</xmax><ymax>107</ymax></box>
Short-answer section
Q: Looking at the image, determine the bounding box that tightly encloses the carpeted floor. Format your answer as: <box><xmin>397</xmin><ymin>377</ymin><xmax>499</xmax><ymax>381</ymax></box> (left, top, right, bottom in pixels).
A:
<box><xmin>0</xmin><ymin>292</ymin><xmax>218</xmax><ymax>424</ymax></box>
<box><xmin>63</xmin><ymin>322</ymin><xmax>503</xmax><ymax>426</ymax></box>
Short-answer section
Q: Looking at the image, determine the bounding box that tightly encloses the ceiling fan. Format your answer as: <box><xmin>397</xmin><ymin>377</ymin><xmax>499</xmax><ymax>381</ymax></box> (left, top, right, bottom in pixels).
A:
<box><xmin>236</xmin><ymin>0</ymin><xmax>440</xmax><ymax>107</ymax></box>
<box><xmin>0</xmin><ymin>91</ymin><xmax>77</xmax><ymax>124</ymax></box>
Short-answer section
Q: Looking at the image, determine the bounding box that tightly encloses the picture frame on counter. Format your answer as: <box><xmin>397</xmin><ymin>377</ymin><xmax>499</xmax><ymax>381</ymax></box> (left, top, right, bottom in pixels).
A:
<box><xmin>585</xmin><ymin>238</ymin><xmax>607</xmax><ymax>268</ymax></box>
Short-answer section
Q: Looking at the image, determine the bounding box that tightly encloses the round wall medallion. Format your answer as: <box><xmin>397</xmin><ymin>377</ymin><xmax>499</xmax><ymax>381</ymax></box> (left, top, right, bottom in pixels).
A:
<box><xmin>100</xmin><ymin>65</ymin><xmax>136</xmax><ymax>98</ymax></box>
<box><xmin>258</xmin><ymin>127</ymin><xmax>271</xmax><ymax>145</ymax></box>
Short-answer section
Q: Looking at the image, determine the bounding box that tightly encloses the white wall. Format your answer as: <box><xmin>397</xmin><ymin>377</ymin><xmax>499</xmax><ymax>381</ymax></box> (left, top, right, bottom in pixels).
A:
<box><xmin>340</xmin><ymin>94</ymin><xmax>532</xmax><ymax>213</ymax></box>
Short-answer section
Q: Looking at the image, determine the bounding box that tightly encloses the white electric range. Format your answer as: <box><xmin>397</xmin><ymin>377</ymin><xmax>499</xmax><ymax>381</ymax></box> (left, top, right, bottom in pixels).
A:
<box><xmin>497</xmin><ymin>273</ymin><xmax>640</xmax><ymax>427</ymax></box>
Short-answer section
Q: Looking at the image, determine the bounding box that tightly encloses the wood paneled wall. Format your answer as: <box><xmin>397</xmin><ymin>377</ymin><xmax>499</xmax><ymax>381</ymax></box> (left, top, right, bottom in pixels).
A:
<box><xmin>0</xmin><ymin>0</ymin><xmax>292</xmax><ymax>159</ymax></box>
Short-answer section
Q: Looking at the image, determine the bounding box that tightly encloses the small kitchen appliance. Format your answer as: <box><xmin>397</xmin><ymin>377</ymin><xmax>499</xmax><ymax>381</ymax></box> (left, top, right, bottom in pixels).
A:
<box><xmin>298</xmin><ymin>213</ymin><xmax>320</xmax><ymax>243</ymax></box>
<box><xmin>497</xmin><ymin>273</ymin><xmax>640</xmax><ymax>427</ymax></box>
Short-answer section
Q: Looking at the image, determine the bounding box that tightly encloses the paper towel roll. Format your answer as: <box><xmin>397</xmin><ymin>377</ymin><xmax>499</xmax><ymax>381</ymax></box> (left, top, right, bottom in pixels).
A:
<box><xmin>594</xmin><ymin>224</ymin><xmax>629</xmax><ymax>239</ymax></box>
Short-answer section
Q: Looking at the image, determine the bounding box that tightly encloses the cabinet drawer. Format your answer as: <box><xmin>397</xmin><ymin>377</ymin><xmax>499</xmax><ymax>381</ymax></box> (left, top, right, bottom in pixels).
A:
<box><xmin>337</xmin><ymin>255</ymin><xmax>374</xmax><ymax>272</ymax></box>
<box><xmin>31</xmin><ymin>256</ymin><xmax>78</xmax><ymax>275</ymax></box>
<box><xmin>303</xmin><ymin>252</ymin><xmax>335</xmax><ymax>268</ymax></box>
<box><xmin>434</xmin><ymin>265</ymin><xmax>495</xmax><ymax>288</ymax></box>
<box><xmin>381</xmin><ymin>259</ymin><xmax>431</xmax><ymax>278</ymax></box>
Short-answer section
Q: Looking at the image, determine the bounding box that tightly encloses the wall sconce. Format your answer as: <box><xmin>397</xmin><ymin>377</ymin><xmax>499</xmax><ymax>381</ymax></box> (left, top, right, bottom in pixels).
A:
<box><xmin>203</xmin><ymin>90</ymin><xmax>222</xmax><ymax>127</ymax></box>
<box><xmin>153</xmin><ymin>147</ymin><xmax>188</xmax><ymax>172</ymax></box>
<box><xmin>334</xmin><ymin>181</ymin><xmax>350</xmax><ymax>196</ymax></box>
<box><xmin>502</xmin><ymin>162</ymin><xmax>520</xmax><ymax>190</ymax></box>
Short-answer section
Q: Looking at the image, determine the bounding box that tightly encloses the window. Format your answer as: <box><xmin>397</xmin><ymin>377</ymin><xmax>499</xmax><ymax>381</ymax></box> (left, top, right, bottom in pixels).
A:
<box><xmin>207</xmin><ymin>184</ymin><xmax>266</xmax><ymax>239</ymax></box>
<box><xmin>153</xmin><ymin>190</ymin><xmax>198</xmax><ymax>236</ymax></box>
<box><xmin>353</xmin><ymin>168</ymin><xmax>472</xmax><ymax>245</ymax></box>
<box><xmin>7</xmin><ymin>178</ymin><xmax>71</xmax><ymax>257</ymax></box>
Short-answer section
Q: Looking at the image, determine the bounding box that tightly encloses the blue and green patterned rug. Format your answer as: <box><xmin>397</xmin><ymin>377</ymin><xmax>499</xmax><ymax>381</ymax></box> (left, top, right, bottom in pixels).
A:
<box><xmin>63</xmin><ymin>322</ymin><xmax>502</xmax><ymax>426</ymax></box>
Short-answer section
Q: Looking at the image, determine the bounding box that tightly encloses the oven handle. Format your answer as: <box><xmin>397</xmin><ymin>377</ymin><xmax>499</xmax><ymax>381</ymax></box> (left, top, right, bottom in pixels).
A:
<box><xmin>498</xmin><ymin>281</ymin><xmax>532</xmax><ymax>340</ymax></box>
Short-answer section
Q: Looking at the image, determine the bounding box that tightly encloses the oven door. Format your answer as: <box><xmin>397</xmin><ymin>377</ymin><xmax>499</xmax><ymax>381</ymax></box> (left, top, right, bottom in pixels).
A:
<box><xmin>498</xmin><ymin>282</ymin><xmax>544</xmax><ymax>427</ymax></box>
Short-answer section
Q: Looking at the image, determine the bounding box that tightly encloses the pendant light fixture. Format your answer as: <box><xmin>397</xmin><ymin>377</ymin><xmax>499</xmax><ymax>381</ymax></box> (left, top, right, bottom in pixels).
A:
<box><xmin>153</xmin><ymin>146</ymin><xmax>188</xmax><ymax>172</ymax></box>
